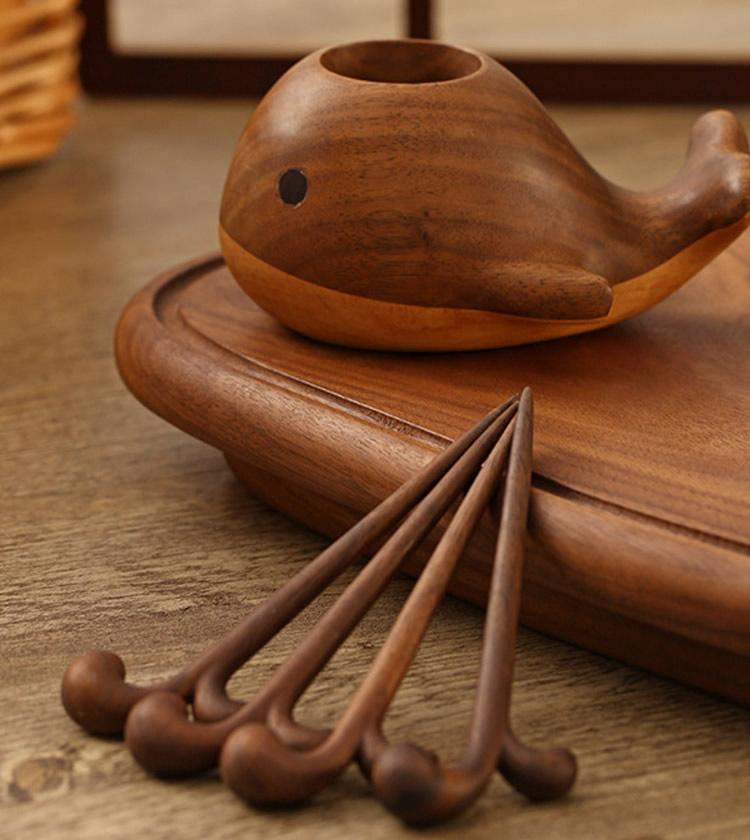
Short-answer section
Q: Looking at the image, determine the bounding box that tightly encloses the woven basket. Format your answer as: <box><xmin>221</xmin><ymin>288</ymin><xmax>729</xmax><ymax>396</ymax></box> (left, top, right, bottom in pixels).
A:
<box><xmin>0</xmin><ymin>0</ymin><xmax>81</xmax><ymax>168</ymax></box>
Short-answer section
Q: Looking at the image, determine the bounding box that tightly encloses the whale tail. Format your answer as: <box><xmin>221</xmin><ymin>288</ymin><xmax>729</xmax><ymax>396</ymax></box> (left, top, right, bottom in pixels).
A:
<box><xmin>667</xmin><ymin>110</ymin><xmax>750</xmax><ymax>235</ymax></box>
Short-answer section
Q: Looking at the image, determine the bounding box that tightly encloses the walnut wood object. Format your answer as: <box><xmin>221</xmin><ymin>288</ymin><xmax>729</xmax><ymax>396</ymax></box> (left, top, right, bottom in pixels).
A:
<box><xmin>63</xmin><ymin>392</ymin><xmax>574</xmax><ymax>824</ymax></box>
<box><xmin>114</xmin><ymin>232</ymin><xmax>750</xmax><ymax>706</ymax></box>
<box><xmin>62</xmin><ymin>398</ymin><xmax>516</xmax><ymax>738</ymax></box>
<box><xmin>220</xmin><ymin>39</ymin><xmax>750</xmax><ymax>350</ymax></box>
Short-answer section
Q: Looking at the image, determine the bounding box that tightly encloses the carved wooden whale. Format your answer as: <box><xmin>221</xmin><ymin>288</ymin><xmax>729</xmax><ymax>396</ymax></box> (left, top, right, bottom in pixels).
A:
<box><xmin>220</xmin><ymin>40</ymin><xmax>750</xmax><ymax>350</ymax></box>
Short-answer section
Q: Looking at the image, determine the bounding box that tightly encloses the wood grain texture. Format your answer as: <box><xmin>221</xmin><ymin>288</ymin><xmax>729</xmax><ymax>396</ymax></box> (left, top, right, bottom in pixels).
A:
<box><xmin>220</xmin><ymin>40</ymin><xmax>750</xmax><ymax>348</ymax></box>
<box><xmin>2</xmin><ymin>98</ymin><xmax>750</xmax><ymax>840</ymax></box>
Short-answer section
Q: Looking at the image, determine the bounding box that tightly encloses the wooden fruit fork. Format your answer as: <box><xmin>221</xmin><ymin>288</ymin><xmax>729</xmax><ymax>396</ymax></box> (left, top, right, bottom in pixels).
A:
<box><xmin>62</xmin><ymin>388</ymin><xmax>576</xmax><ymax>824</ymax></box>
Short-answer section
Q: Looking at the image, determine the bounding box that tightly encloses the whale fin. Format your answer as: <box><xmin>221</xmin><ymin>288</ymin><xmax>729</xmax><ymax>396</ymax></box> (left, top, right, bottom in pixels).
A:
<box><xmin>480</xmin><ymin>263</ymin><xmax>614</xmax><ymax>321</ymax></box>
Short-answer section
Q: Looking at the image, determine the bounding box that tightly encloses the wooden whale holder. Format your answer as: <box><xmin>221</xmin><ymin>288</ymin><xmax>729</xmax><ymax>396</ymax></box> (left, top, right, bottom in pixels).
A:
<box><xmin>220</xmin><ymin>39</ymin><xmax>750</xmax><ymax>351</ymax></box>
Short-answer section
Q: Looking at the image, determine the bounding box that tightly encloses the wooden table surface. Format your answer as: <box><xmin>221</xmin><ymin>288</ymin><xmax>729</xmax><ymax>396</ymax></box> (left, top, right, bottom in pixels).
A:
<box><xmin>2</xmin><ymin>97</ymin><xmax>749</xmax><ymax>839</ymax></box>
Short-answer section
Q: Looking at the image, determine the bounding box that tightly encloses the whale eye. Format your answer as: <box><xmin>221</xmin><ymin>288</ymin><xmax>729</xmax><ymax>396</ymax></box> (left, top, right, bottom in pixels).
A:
<box><xmin>279</xmin><ymin>169</ymin><xmax>308</xmax><ymax>206</ymax></box>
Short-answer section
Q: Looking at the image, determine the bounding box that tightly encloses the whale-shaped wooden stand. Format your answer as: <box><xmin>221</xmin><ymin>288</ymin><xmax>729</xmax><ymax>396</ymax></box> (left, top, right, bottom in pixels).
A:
<box><xmin>80</xmin><ymin>39</ymin><xmax>750</xmax><ymax>825</ymax></box>
<box><xmin>220</xmin><ymin>39</ymin><xmax>750</xmax><ymax>350</ymax></box>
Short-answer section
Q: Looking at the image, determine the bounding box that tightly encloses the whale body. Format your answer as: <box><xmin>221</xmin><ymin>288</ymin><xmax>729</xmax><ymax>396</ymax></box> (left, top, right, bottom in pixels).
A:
<box><xmin>220</xmin><ymin>40</ymin><xmax>750</xmax><ymax>350</ymax></box>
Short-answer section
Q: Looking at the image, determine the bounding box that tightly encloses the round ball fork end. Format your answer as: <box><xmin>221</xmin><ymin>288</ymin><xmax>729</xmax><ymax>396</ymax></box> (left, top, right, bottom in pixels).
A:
<box><xmin>498</xmin><ymin>733</ymin><xmax>577</xmax><ymax>801</ymax></box>
<box><xmin>61</xmin><ymin>650</ymin><xmax>144</xmax><ymax>736</ymax></box>
<box><xmin>220</xmin><ymin>722</ymin><xmax>347</xmax><ymax>805</ymax></box>
<box><xmin>370</xmin><ymin>732</ymin><xmax>577</xmax><ymax>825</ymax></box>
<box><xmin>370</xmin><ymin>742</ymin><xmax>487</xmax><ymax>826</ymax></box>
<box><xmin>125</xmin><ymin>691</ymin><xmax>226</xmax><ymax>776</ymax></box>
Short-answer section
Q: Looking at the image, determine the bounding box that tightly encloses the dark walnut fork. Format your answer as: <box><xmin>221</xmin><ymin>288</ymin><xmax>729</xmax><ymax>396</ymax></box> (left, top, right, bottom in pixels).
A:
<box><xmin>62</xmin><ymin>388</ymin><xmax>576</xmax><ymax>824</ymax></box>
<box><xmin>62</xmin><ymin>394</ymin><xmax>517</xmax><ymax>735</ymax></box>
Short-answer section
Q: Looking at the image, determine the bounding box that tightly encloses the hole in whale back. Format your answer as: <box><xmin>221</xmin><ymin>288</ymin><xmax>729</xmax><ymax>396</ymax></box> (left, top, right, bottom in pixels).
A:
<box><xmin>320</xmin><ymin>41</ymin><xmax>481</xmax><ymax>84</ymax></box>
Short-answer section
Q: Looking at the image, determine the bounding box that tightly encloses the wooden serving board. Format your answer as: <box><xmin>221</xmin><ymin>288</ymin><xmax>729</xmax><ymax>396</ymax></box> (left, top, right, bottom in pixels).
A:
<box><xmin>116</xmin><ymin>233</ymin><xmax>750</xmax><ymax>705</ymax></box>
